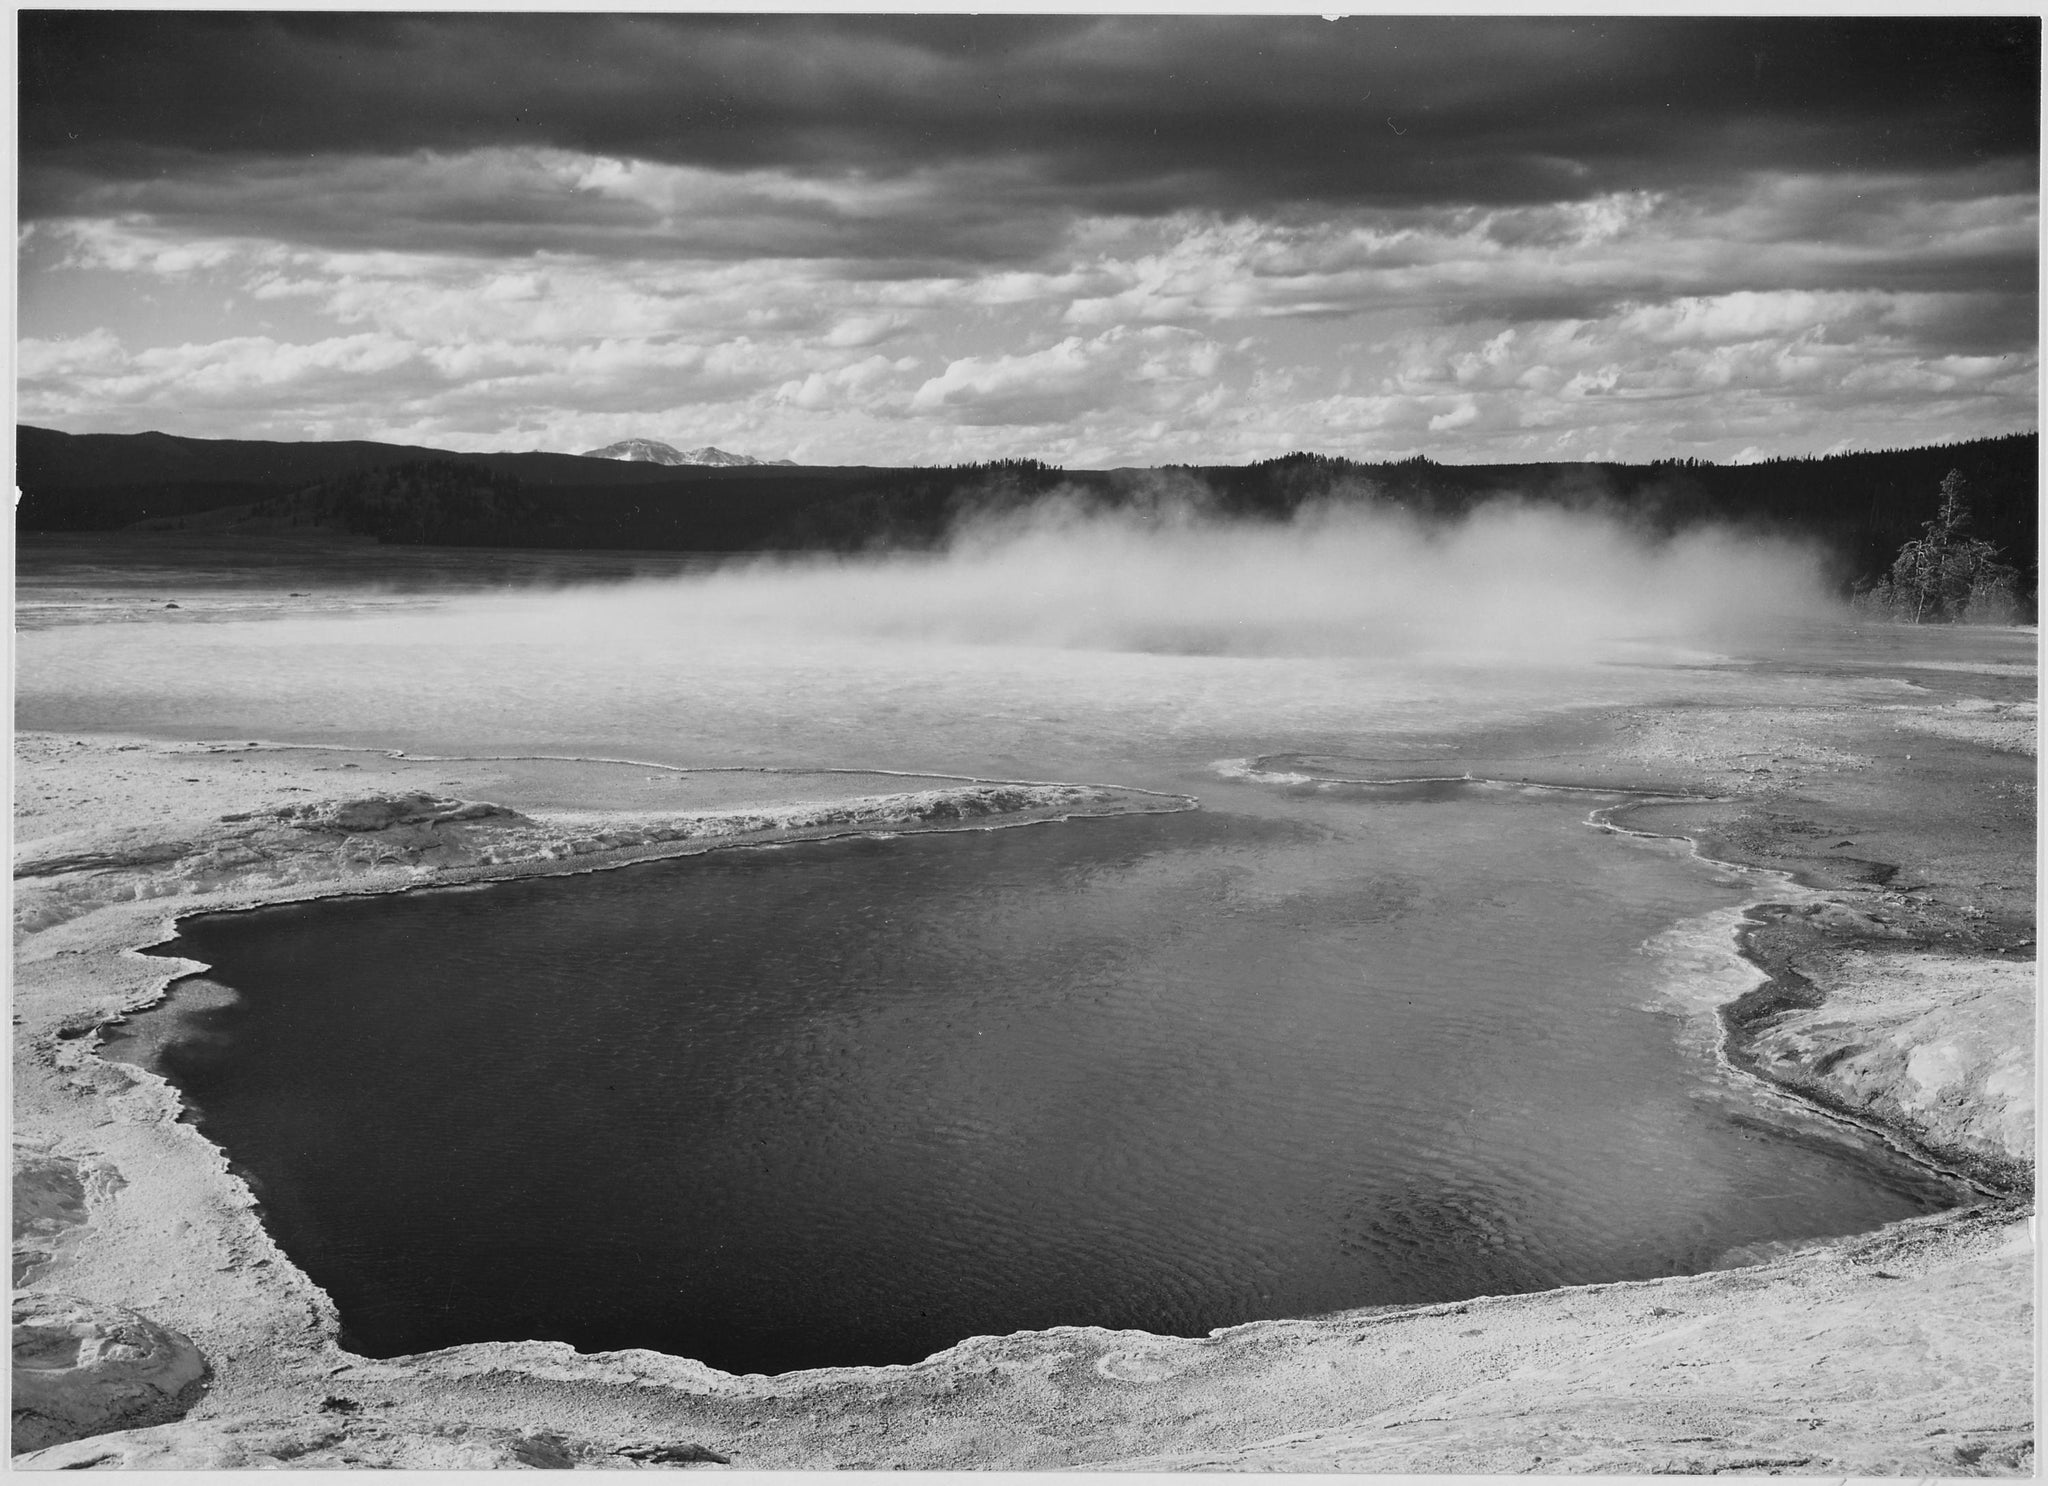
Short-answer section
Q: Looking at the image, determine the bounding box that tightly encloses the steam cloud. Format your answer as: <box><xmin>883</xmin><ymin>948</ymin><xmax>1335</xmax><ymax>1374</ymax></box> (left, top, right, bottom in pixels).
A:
<box><xmin>531</xmin><ymin>488</ymin><xmax>1835</xmax><ymax>661</ymax></box>
<box><xmin>18</xmin><ymin>481</ymin><xmax>1850</xmax><ymax>775</ymax></box>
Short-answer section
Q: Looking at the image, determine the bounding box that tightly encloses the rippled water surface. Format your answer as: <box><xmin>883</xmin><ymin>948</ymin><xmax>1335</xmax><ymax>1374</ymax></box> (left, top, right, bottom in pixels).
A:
<box><xmin>128</xmin><ymin>783</ymin><xmax>1956</xmax><ymax>1374</ymax></box>
<box><xmin>36</xmin><ymin>543</ymin><xmax>1999</xmax><ymax>1374</ymax></box>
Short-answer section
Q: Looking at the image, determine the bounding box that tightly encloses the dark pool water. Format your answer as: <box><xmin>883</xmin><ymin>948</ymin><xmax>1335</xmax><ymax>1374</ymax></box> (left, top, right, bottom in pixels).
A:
<box><xmin>121</xmin><ymin>787</ymin><xmax>1960</xmax><ymax>1375</ymax></box>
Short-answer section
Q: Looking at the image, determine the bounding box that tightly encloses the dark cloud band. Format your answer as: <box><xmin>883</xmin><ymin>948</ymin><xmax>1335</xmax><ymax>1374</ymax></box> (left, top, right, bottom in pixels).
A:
<box><xmin>22</xmin><ymin>14</ymin><xmax>2040</xmax><ymax>223</ymax></box>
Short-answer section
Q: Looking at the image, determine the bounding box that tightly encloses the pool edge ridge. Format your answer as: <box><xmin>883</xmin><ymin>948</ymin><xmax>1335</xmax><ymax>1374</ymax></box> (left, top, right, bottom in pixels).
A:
<box><xmin>9</xmin><ymin>732</ymin><xmax>1194</xmax><ymax>1461</ymax></box>
<box><xmin>9</xmin><ymin>710</ymin><xmax>2035</xmax><ymax>1473</ymax></box>
<box><xmin>1586</xmin><ymin>704</ymin><xmax>2035</xmax><ymax>1205</ymax></box>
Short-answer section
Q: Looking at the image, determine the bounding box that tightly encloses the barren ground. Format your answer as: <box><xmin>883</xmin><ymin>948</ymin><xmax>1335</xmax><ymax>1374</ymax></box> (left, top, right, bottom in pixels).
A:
<box><xmin>10</xmin><ymin>621</ymin><xmax>2036</xmax><ymax>1473</ymax></box>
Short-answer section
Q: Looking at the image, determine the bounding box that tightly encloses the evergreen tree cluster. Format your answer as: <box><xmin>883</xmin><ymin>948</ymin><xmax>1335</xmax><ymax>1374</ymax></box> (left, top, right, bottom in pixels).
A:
<box><xmin>14</xmin><ymin>428</ymin><xmax>2036</xmax><ymax>607</ymax></box>
<box><xmin>1856</xmin><ymin>470</ymin><xmax>2026</xmax><ymax>623</ymax></box>
<box><xmin>778</xmin><ymin>459</ymin><xmax>1073</xmax><ymax>548</ymax></box>
<box><xmin>946</xmin><ymin>457</ymin><xmax>1063</xmax><ymax>475</ymax></box>
<box><xmin>258</xmin><ymin>460</ymin><xmax>541</xmax><ymax>544</ymax></box>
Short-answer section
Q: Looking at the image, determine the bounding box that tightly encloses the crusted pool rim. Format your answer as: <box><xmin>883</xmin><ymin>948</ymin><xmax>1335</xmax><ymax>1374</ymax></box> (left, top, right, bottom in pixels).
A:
<box><xmin>11</xmin><ymin>703</ymin><xmax>2034</xmax><ymax>1473</ymax></box>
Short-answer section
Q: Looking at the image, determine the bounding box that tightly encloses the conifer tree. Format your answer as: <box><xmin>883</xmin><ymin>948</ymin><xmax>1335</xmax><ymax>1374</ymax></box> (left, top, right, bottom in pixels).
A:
<box><xmin>1873</xmin><ymin>470</ymin><xmax>2019</xmax><ymax>623</ymax></box>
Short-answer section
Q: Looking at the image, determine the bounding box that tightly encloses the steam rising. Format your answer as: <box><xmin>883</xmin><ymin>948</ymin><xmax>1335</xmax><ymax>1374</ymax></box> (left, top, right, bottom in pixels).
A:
<box><xmin>548</xmin><ymin>491</ymin><xmax>1833</xmax><ymax>661</ymax></box>
<box><xmin>18</xmin><ymin>487</ymin><xmax>1849</xmax><ymax>779</ymax></box>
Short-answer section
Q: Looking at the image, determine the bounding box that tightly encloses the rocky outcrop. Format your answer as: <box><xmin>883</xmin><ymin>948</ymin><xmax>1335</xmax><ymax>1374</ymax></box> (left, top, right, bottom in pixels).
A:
<box><xmin>12</xmin><ymin>1151</ymin><xmax>123</xmax><ymax>1286</ymax></box>
<box><xmin>14</xmin><ymin>783</ymin><xmax>1161</xmax><ymax>935</ymax></box>
<box><xmin>12</xmin><ymin>1418</ymin><xmax>664</xmax><ymax>1471</ymax></box>
<box><xmin>271</xmin><ymin>793</ymin><xmax>522</xmax><ymax>833</ymax></box>
<box><xmin>11</xmin><ymin>1294</ymin><xmax>208</xmax><ymax>1454</ymax></box>
<box><xmin>1730</xmin><ymin>947</ymin><xmax>2035</xmax><ymax>1191</ymax></box>
<box><xmin>1600</xmin><ymin>693</ymin><xmax>2035</xmax><ymax>1203</ymax></box>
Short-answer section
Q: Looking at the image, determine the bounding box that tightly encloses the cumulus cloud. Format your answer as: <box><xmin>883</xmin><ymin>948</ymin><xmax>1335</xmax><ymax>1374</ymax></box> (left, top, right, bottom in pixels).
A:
<box><xmin>776</xmin><ymin>355</ymin><xmax>919</xmax><ymax>412</ymax></box>
<box><xmin>15</xmin><ymin>16</ymin><xmax>2037</xmax><ymax>461</ymax></box>
<box><xmin>910</xmin><ymin>328</ymin><xmax>1226</xmax><ymax>428</ymax></box>
<box><xmin>20</xmin><ymin>205</ymin><xmax>2035</xmax><ymax>459</ymax></box>
<box><xmin>1037</xmin><ymin>178</ymin><xmax>2036</xmax><ymax>331</ymax></box>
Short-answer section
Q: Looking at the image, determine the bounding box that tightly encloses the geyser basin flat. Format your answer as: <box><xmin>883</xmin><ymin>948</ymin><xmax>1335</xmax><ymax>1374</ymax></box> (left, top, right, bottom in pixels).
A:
<box><xmin>119</xmin><ymin>783</ymin><xmax>1963</xmax><ymax>1377</ymax></box>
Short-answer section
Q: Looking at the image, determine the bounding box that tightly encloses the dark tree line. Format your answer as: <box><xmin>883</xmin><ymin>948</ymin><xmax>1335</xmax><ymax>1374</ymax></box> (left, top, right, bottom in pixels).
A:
<box><xmin>17</xmin><ymin>431</ymin><xmax>2036</xmax><ymax>601</ymax></box>
<box><xmin>254</xmin><ymin>461</ymin><xmax>544</xmax><ymax>545</ymax></box>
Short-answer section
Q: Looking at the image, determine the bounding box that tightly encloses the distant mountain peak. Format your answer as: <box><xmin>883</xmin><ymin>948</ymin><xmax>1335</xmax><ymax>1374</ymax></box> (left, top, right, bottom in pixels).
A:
<box><xmin>580</xmin><ymin>438</ymin><xmax>793</xmax><ymax>467</ymax></box>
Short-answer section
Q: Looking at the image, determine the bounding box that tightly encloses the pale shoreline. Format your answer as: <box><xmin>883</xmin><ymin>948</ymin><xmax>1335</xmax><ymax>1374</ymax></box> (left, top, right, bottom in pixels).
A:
<box><xmin>12</xmin><ymin>688</ymin><xmax>2036</xmax><ymax>1473</ymax></box>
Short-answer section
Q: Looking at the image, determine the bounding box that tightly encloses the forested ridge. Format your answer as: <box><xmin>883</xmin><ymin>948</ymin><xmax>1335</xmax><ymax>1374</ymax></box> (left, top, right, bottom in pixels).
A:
<box><xmin>16</xmin><ymin>425</ymin><xmax>2036</xmax><ymax>592</ymax></box>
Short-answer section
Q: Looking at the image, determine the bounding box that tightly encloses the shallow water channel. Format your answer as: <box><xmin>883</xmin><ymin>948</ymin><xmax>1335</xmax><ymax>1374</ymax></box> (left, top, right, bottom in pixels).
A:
<box><xmin>119</xmin><ymin>777</ymin><xmax>1959</xmax><ymax>1375</ymax></box>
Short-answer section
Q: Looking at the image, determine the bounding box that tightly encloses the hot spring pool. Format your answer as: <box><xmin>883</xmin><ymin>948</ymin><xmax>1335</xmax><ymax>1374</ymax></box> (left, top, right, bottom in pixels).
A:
<box><xmin>115</xmin><ymin>776</ymin><xmax>1962</xmax><ymax>1375</ymax></box>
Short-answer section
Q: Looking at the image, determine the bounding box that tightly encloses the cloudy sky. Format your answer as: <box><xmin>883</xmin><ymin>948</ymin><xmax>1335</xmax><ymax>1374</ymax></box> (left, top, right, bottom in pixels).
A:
<box><xmin>17</xmin><ymin>14</ymin><xmax>2040</xmax><ymax>466</ymax></box>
